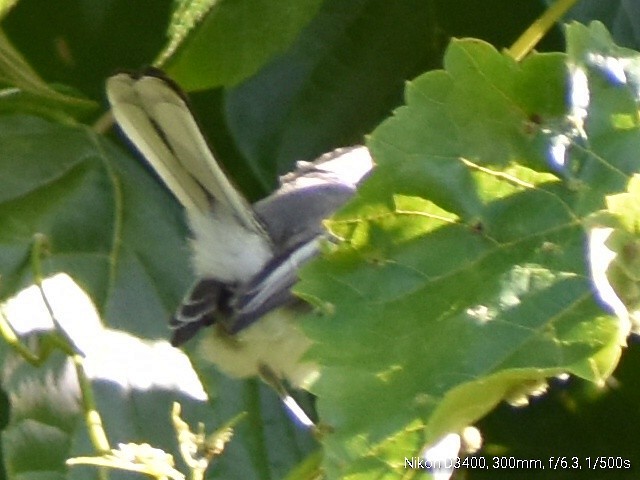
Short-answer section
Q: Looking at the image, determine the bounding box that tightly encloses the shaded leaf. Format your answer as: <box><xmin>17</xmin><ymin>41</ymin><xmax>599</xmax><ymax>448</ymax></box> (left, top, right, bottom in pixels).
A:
<box><xmin>559</xmin><ymin>0</ymin><xmax>640</xmax><ymax>50</ymax></box>
<box><xmin>0</xmin><ymin>114</ymin><xmax>317</xmax><ymax>479</ymax></box>
<box><xmin>224</xmin><ymin>0</ymin><xmax>442</xmax><ymax>189</ymax></box>
<box><xmin>162</xmin><ymin>0</ymin><xmax>323</xmax><ymax>90</ymax></box>
<box><xmin>0</xmin><ymin>30</ymin><xmax>96</xmax><ymax>121</ymax></box>
<box><xmin>0</xmin><ymin>115</ymin><xmax>190</xmax><ymax>331</ymax></box>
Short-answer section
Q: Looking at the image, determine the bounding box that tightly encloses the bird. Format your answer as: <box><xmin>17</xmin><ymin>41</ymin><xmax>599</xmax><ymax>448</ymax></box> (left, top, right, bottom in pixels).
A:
<box><xmin>106</xmin><ymin>70</ymin><xmax>373</xmax><ymax>405</ymax></box>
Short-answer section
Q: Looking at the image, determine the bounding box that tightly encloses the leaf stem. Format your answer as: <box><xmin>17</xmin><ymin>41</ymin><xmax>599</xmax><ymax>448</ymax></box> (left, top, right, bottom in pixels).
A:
<box><xmin>0</xmin><ymin>308</ymin><xmax>44</xmax><ymax>365</ymax></box>
<box><xmin>30</xmin><ymin>232</ymin><xmax>48</xmax><ymax>283</ymax></box>
<box><xmin>26</xmin><ymin>234</ymin><xmax>112</xmax><ymax>466</ymax></box>
<box><xmin>31</xmin><ymin>234</ymin><xmax>78</xmax><ymax>357</ymax></box>
<box><xmin>72</xmin><ymin>353</ymin><xmax>112</xmax><ymax>453</ymax></box>
<box><xmin>507</xmin><ymin>0</ymin><xmax>580</xmax><ymax>61</ymax></box>
<box><xmin>93</xmin><ymin>109</ymin><xmax>114</xmax><ymax>134</ymax></box>
<box><xmin>0</xmin><ymin>233</ymin><xmax>57</xmax><ymax>365</ymax></box>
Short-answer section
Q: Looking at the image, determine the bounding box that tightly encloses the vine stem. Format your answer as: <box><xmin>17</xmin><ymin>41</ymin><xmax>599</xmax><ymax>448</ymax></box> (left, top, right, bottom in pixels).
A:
<box><xmin>30</xmin><ymin>233</ymin><xmax>113</xmax><ymax>476</ymax></box>
<box><xmin>507</xmin><ymin>0</ymin><xmax>581</xmax><ymax>61</ymax></box>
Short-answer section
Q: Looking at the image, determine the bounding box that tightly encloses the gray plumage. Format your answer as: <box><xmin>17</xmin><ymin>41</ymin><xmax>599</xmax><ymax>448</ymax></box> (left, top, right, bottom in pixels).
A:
<box><xmin>171</xmin><ymin>146</ymin><xmax>371</xmax><ymax>344</ymax></box>
<box><xmin>106</xmin><ymin>70</ymin><xmax>373</xmax><ymax>386</ymax></box>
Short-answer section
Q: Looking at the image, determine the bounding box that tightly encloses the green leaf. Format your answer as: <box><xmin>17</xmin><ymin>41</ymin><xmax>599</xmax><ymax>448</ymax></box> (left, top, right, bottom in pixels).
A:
<box><xmin>0</xmin><ymin>29</ymin><xmax>96</xmax><ymax>121</ymax></box>
<box><xmin>296</xmin><ymin>23</ymin><xmax>639</xmax><ymax>478</ymax></box>
<box><xmin>593</xmin><ymin>175</ymin><xmax>640</xmax><ymax>325</ymax></box>
<box><xmin>0</xmin><ymin>0</ymin><xmax>19</xmax><ymax>23</ymax></box>
<box><xmin>0</xmin><ymin>114</ymin><xmax>317</xmax><ymax>479</ymax></box>
<box><xmin>0</xmin><ymin>115</ymin><xmax>204</xmax><ymax>479</ymax></box>
<box><xmin>0</xmin><ymin>115</ymin><xmax>190</xmax><ymax>329</ymax></box>
<box><xmin>224</xmin><ymin>0</ymin><xmax>443</xmax><ymax>189</ymax></box>
<box><xmin>161</xmin><ymin>0</ymin><xmax>323</xmax><ymax>90</ymax></box>
<box><xmin>606</xmin><ymin>175</ymin><xmax>640</xmax><ymax>234</ymax></box>
<box><xmin>2</xmin><ymin>351</ymin><xmax>76</xmax><ymax>480</ymax></box>
<box><xmin>557</xmin><ymin>0</ymin><xmax>640</xmax><ymax>50</ymax></box>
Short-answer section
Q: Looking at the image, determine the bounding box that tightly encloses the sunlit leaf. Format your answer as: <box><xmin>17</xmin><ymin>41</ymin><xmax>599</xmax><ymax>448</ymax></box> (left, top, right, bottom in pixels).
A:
<box><xmin>297</xmin><ymin>22</ymin><xmax>639</xmax><ymax>477</ymax></box>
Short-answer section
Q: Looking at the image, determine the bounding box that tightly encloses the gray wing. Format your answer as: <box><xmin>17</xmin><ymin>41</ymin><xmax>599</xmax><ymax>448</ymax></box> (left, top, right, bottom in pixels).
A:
<box><xmin>254</xmin><ymin>182</ymin><xmax>355</xmax><ymax>253</ymax></box>
<box><xmin>170</xmin><ymin>278</ymin><xmax>231</xmax><ymax>346</ymax></box>
<box><xmin>169</xmin><ymin>182</ymin><xmax>343</xmax><ymax>344</ymax></box>
<box><xmin>169</xmin><ymin>237</ymin><xmax>320</xmax><ymax>342</ymax></box>
<box><xmin>226</xmin><ymin>237</ymin><xmax>322</xmax><ymax>333</ymax></box>
<box><xmin>172</xmin><ymin>145</ymin><xmax>373</xmax><ymax>342</ymax></box>
<box><xmin>226</xmin><ymin>146</ymin><xmax>373</xmax><ymax>333</ymax></box>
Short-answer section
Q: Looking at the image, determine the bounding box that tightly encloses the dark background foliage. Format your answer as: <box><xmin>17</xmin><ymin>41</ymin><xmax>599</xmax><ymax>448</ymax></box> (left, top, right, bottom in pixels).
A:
<box><xmin>1</xmin><ymin>1</ymin><xmax>640</xmax><ymax>479</ymax></box>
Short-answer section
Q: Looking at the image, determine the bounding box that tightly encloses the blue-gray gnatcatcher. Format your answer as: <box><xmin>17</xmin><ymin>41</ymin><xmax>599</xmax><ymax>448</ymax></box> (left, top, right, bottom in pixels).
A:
<box><xmin>106</xmin><ymin>71</ymin><xmax>373</xmax><ymax>393</ymax></box>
